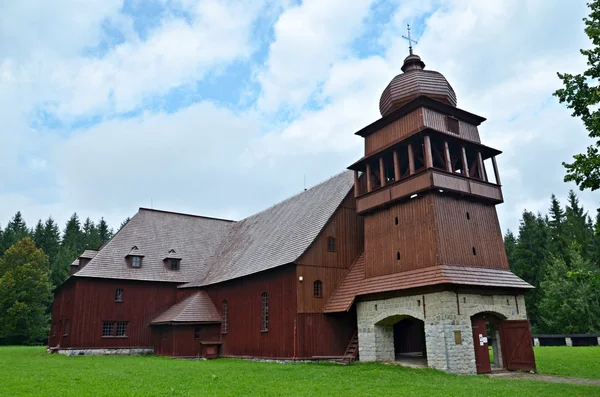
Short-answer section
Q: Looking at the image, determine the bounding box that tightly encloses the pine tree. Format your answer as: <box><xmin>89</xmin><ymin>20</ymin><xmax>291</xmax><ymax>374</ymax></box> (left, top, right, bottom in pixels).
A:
<box><xmin>512</xmin><ymin>211</ymin><xmax>550</xmax><ymax>331</ymax></box>
<box><xmin>504</xmin><ymin>230</ymin><xmax>518</xmax><ymax>269</ymax></box>
<box><xmin>39</xmin><ymin>218</ymin><xmax>61</xmax><ymax>270</ymax></box>
<box><xmin>564</xmin><ymin>190</ymin><xmax>593</xmax><ymax>259</ymax></box>
<box><xmin>97</xmin><ymin>217</ymin><xmax>113</xmax><ymax>246</ymax></box>
<box><xmin>51</xmin><ymin>246</ymin><xmax>77</xmax><ymax>287</ymax></box>
<box><xmin>539</xmin><ymin>246</ymin><xmax>600</xmax><ymax>333</ymax></box>
<box><xmin>0</xmin><ymin>237</ymin><xmax>53</xmax><ymax>344</ymax></box>
<box><xmin>62</xmin><ymin>213</ymin><xmax>83</xmax><ymax>254</ymax></box>
<box><xmin>1</xmin><ymin>212</ymin><xmax>30</xmax><ymax>256</ymax></box>
<box><xmin>547</xmin><ymin>194</ymin><xmax>568</xmax><ymax>259</ymax></box>
<box><xmin>82</xmin><ymin>218</ymin><xmax>101</xmax><ymax>249</ymax></box>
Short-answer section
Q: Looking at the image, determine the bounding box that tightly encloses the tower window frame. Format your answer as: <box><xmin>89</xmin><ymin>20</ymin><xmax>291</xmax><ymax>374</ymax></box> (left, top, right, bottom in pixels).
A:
<box><xmin>313</xmin><ymin>280</ymin><xmax>323</xmax><ymax>298</ymax></box>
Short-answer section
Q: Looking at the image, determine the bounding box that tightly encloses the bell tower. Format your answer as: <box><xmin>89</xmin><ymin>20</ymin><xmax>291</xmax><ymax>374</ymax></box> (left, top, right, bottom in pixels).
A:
<box><xmin>349</xmin><ymin>51</ymin><xmax>507</xmax><ymax>278</ymax></box>
<box><xmin>341</xmin><ymin>42</ymin><xmax>535</xmax><ymax>375</ymax></box>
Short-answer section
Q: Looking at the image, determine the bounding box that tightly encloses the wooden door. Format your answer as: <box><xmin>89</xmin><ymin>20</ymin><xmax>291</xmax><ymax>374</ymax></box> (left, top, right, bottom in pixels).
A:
<box><xmin>499</xmin><ymin>320</ymin><xmax>536</xmax><ymax>372</ymax></box>
<box><xmin>471</xmin><ymin>318</ymin><xmax>491</xmax><ymax>374</ymax></box>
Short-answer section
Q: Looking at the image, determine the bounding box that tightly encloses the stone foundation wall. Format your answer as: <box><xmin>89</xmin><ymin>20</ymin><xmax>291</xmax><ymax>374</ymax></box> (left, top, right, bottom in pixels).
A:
<box><xmin>49</xmin><ymin>348</ymin><xmax>154</xmax><ymax>357</ymax></box>
<box><xmin>357</xmin><ymin>291</ymin><xmax>527</xmax><ymax>374</ymax></box>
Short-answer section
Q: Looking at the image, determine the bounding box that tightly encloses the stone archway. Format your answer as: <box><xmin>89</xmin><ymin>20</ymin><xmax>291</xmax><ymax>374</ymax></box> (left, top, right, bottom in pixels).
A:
<box><xmin>366</xmin><ymin>311</ymin><xmax>426</xmax><ymax>363</ymax></box>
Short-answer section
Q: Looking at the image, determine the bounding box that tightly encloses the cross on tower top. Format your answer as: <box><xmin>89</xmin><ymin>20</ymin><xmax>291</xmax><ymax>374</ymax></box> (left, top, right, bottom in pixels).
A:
<box><xmin>402</xmin><ymin>24</ymin><xmax>418</xmax><ymax>55</ymax></box>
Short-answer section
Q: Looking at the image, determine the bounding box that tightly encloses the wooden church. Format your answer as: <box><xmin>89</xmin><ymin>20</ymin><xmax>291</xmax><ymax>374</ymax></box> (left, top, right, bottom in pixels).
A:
<box><xmin>49</xmin><ymin>47</ymin><xmax>536</xmax><ymax>375</ymax></box>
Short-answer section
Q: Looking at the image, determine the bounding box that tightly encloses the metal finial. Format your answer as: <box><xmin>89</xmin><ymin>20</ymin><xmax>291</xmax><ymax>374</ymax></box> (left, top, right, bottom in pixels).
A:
<box><xmin>402</xmin><ymin>24</ymin><xmax>418</xmax><ymax>55</ymax></box>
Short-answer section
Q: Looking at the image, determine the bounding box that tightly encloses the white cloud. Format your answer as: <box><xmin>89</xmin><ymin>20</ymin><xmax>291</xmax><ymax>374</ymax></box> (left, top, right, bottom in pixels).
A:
<box><xmin>256</xmin><ymin>0</ymin><xmax>376</xmax><ymax>112</ymax></box>
<box><xmin>0</xmin><ymin>0</ymin><xmax>598</xmax><ymax>238</ymax></box>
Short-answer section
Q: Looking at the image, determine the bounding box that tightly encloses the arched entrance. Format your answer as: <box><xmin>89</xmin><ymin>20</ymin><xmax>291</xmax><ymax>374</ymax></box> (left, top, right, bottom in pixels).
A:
<box><xmin>470</xmin><ymin>312</ymin><xmax>506</xmax><ymax>374</ymax></box>
<box><xmin>375</xmin><ymin>314</ymin><xmax>427</xmax><ymax>367</ymax></box>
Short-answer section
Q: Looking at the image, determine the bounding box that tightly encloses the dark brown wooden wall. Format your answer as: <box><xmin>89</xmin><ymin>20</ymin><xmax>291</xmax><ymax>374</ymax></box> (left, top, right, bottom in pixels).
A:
<box><xmin>432</xmin><ymin>195</ymin><xmax>509</xmax><ymax>269</ymax></box>
<box><xmin>49</xmin><ymin>280</ymin><xmax>76</xmax><ymax>347</ymax></box>
<box><xmin>296</xmin><ymin>266</ymin><xmax>349</xmax><ymax>313</ymax></box>
<box><xmin>365</xmin><ymin>109</ymin><xmax>423</xmax><ymax>155</ymax></box>
<box><xmin>152</xmin><ymin>325</ymin><xmax>220</xmax><ymax>357</ymax></box>
<box><xmin>296</xmin><ymin>311</ymin><xmax>356</xmax><ymax>358</ymax></box>
<box><xmin>364</xmin><ymin>107</ymin><xmax>481</xmax><ymax>156</ymax></box>
<box><xmin>363</xmin><ymin>192</ymin><xmax>508</xmax><ymax>279</ymax></box>
<box><xmin>203</xmin><ymin>265</ymin><xmax>297</xmax><ymax>358</ymax></box>
<box><xmin>422</xmin><ymin>108</ymin><xmax>480</xmax><ymax>143</ymax></box>
<box><xmin>65</xmin><ymin>278</ymin><xmax>179</xmax><ymax>348</ymax></box>
<box><xmin>296</xmin><ymin>192</ymin><xmax>364</xmax><ymax>313</ymax></box>
<box><xmin>364</xmin><ymin>194</ymin><xmax>437</xmax><ymax>278</ymax></box>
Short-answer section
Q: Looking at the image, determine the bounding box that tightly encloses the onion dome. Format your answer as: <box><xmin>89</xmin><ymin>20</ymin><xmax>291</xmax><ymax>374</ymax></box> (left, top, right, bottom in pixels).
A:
<box><xmin>379</xmin><ymin>53</ymin><xmax>457</xmax><ymax>117</ymax></box>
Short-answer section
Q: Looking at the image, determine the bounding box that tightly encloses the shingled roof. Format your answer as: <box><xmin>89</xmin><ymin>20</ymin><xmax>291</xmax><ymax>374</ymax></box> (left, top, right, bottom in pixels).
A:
<box><xmin>184</xmin><ymin>170</ymin><xmax>355</xmax><ymax>287</ymax></box>
<box><xmin>324</xmin><ymin>253</ymin><xmax>534</xmax><ymax>313</ymax></box>
<box><xmin>151</xmin><ymin>291</ymin><xmax>220</xmax><ymax>324</ymax></box>
<box><xmin>74</xmin><ymin>209</ymin><xmax>234</xmax><ymax>283</ymax></box>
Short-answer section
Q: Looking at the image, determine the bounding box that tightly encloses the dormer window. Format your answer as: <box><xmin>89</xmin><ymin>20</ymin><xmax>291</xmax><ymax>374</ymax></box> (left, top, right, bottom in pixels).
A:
<box><xmin>168</xmin><ymin>258</ymin><xmax>180</xmax><ymax>271</ymax></box>
<box><xmin>125</xmin><ymin>246</ymin><xmax>144</xmax><ymax>269</ymax></box>
<box><xmin>163</xmin><ymin>249</ymin><xmax>182</xmax><ymax>271</ymax></box>
<box><xmin>131</xmin><ymin>256</ymin><xmax>142</xmax><ymax>268</ymax></box>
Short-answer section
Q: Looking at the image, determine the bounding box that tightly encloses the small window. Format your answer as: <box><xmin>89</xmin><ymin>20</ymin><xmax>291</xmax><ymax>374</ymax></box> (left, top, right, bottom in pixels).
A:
<box><xmin>395</xmin><ymin>216</ymin><xmax>398</xmax><ymax>225</ymax></box>
<box><xmin>327</xmin><ymin>236</ymin><xmax>336</xmax><ymax>253</ymax></box>
<box><xmin>115</xmin><ymin>288</ymin><xmax>123</xmax><ymax>302</ymax></box>
<box><xmin>396</xmin><ymin>251</ymin><xmax>401</xmax><ymax>260</ymax></box>
<box><xmin>131</xmin><ymin>256</ymin><xmax>142</xmax><ymax>268</ymax></box>
<box><xmin>221</xmin><ymin>300</ymin><xmax>228</xmax><ymax>334</ymax></box>
<box><xmin>472</xmin><ymin>247</ymin><xmax>477</xmax><ymax>256</ymax></box>
<box><xmin>63</xmin><ymin>320</ymin><xmax>70</xmax><ymax>336</ymax></box>
<box><xmin>168</xmin><ymin>258</ymin><xmax>180</xmax><ymax>271</ymax></box>
<box><xmin>194</xmin><ymin>327</ymin><xmax>201</xmax><ymax>339</ymax></box>
<box><xmin>445</xmin><ymin>116</ymin><xmax>460</xmax><ymax>134</ymax></box>
<box><xmin>102</xmin><ymin>322</ymin><xmax>114</xmax><ymax>337</ymax></box>
<box><xmin>260</xmin><ymin>292</ymin><xmax>269</xmax><ymax>332</ymax></box>
<box><xmin>466</xmin><ymin>211</ymin><xmax>470</xmax><ymax>220</ymax></box>
<box><xmin>313</xmin><ymin>280</ymin><xmax>323</xmax><ymax>298</ymax></box>
<box><xmin>116</xmin><ymin>322</ymin><xmax>128</xmax><ymax>337</ymax></box>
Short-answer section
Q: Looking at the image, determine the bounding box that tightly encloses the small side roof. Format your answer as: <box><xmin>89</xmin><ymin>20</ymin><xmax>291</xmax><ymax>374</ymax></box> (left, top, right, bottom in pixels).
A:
<box><xmin>324</xmin><ymin>253</ymin><xmax>533</xmax><ymax>313</ymax></box>
<box><xmin>151</xmin><ymin>292</ymin><xmax>221</xmax><ymax>324</ymax></box>
<box><xmin>79</xmin><ymin>249</ymin><xmax>99</xmax><ymax>259</ymax></box>
<box><xmin>183</xmin><ymin>170</ymin><xmax>355</xmax><ymax>287</ymax></box>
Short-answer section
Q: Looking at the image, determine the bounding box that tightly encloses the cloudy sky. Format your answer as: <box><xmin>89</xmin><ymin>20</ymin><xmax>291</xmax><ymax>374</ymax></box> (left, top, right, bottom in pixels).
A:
<box><xmin>1</xmin><ymin>0</ymin><xmax>597</xmax><ymax>234</ymax></box>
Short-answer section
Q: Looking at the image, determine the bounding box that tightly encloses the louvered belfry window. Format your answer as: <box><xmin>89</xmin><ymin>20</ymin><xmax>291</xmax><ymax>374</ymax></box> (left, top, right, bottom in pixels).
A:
<box><xmin>260</xmin><ymin>293</ymin><xmax>269</xmax><ymax>332</ymax></box>
<box><xmin>313</xmin><ymin>280</ymin><xmax>323</xmax><ymax>298</ymax></box>
<box><xmin>221</xmin><ymin>300</ymin><xmax>229</xmax><ymax>334</ymax></box>
<box><xmin>445</xmin><ymin>116</ymin><xmax>460</xmax><ymax>134</ymax></box>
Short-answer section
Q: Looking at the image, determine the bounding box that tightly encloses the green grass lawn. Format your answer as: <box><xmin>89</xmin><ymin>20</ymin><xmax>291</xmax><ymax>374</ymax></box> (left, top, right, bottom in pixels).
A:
<box><xmin>0</xmin><ymin>346</ymin><xmax>598</xmax><ymax>396</ymax></box>
<box><xmin>535</xmin><ymin>346</ymin><xmax>600</xmax><ymax>379</ymax></box>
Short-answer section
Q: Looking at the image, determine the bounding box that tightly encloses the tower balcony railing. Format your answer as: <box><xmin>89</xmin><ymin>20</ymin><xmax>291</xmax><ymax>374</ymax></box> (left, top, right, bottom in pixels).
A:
<box><xmin>351</xmin><ymin>133</ymin><xmax>503</xmax><ymax>214</ymax></box>
<box><xmin>354</xmin><ymin>167</ymin><xmax>503</xmax><ymax>214</ymax></box>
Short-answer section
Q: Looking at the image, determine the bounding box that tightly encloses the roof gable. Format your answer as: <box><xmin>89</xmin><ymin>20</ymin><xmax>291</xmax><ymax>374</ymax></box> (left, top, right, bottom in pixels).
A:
<box><xmin>184</xmin><ymin>170</ymin><xmax>355</xmax><ymax>287</ymax></box>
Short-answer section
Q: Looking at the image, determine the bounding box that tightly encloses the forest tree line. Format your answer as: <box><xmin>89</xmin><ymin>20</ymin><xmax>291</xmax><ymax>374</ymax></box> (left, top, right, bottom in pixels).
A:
<box><xmin>506</xmin><ymin>191</ymin><xmax>600</xmax><ymax>334</ymax></box>
<box><xmin>0</xmin><ymin>213</ymin><xmax>127</xmax><ymax>344</ymax></box>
